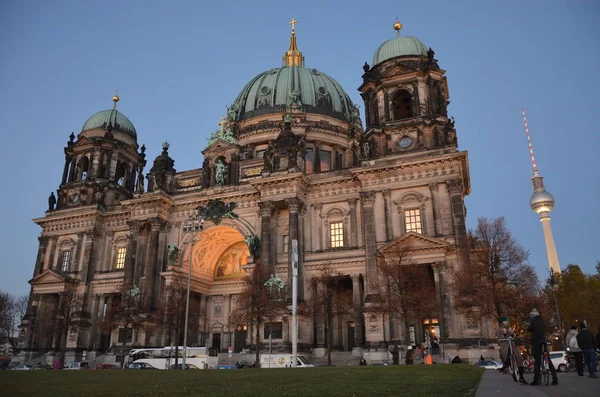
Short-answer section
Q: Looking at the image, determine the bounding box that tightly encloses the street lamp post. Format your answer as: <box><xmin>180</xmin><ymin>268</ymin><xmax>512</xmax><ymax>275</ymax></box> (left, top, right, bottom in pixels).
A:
<box><xmin>181</xmin><ymin>214</ymin><xmax>204</xmax><ymax>369</ymax></box>
<box><xmin>180</xmin><ymin>200</ymin><xmax>238</xmax><ymax>369</ymax></box>
<box><xmin>549</xmin><ymin>269</ymin><xmax>564</xmax><ymax>349</ymax></box>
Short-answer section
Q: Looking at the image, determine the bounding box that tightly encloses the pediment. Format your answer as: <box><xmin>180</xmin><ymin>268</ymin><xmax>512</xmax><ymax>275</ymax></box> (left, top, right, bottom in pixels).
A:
<box><xmin>202</xmin><ymin>138</ymin><xmax>239</xmax><ymax>155</ymax></box>
<box><xmin>379</xmin><ymin>64</ymin><xmax>416</xmax><ymax>79</ymax></box>
<box><xmin>29</xmin><ymin>269</ymin><xmax>74</xmax><ymax>285</ymax></box>
<box><xmin>379</xmin><ymin>232</ymin><xmax>449</xmax><ymax>255</ymax></box>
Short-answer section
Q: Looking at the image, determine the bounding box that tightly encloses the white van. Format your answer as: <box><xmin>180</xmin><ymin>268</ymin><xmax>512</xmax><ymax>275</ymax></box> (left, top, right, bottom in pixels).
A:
<box><xmin>260</xmin><ymin>354</ymin><xmax>314</xmax><ymax>368</ymax></box>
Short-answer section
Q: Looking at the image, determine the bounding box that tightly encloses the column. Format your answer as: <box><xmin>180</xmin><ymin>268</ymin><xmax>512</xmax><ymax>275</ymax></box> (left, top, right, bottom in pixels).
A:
<box><xmin>285</xmin><ymin>198</ymin><xmax>301</xmax><ymax>288</ymax></box>
<box><xmin>432</xmin><ymin>262</ymin><xmax>452</xmax><ymax>339</ymax></box>
<box><xmin>446</xmin><ymin>180</ymin><xmax>469</xmax><ymax>267</ymax></box>
<box><xmin>88</xmin><ymin>294</ymin><xmax>101</xmax><ymax>350</ymax></box>
<box><xmin>145</xmin><ymin>218</ymin><xmax>163</xmax><ymax>310</ymax></box>
<box><xmin>351</xmin><ymin>275</ymin><xmax>364</xmax><ymax>348</ymax></box>
<box><xmin>347</xmin><ymin>198</ymin><xmax>358</xmax><ymax>248</ymax></box>
<box><xmin>258</xmin><ymin>202</ymin><xmax>274</xmax><ymax>272</ymax></box>
<box><xmin>429</xmin><ymin>183</ymin><xmax>442</xmax><ymax>236</ymax></box>
<box><xmin>71</xmin><ymin>232</ymin><xmax>83</xmax><ymax>273</ymax></box>
<box><xmin>123</xmin><ymin>221</ymin><xmax>142</xmax><ymax>291</ymax></box>
<box><xmin>80</xmin><ymin>230</ymin><xmax>98</xmax><ymax>283</ymax></box>
<box><xmin>33</xmin><ymin>237</ymin><xmax>48</xmax><ymax>276</ymax></box>
<box><xmin>360</xmin><ymin>192</ymin><xmax>378</xmax><ymax>296</ymax></box>
<box><xmin>298</xmin><ymin>205</ymin><xmax>306</xmax><ymax>300</ymax></box>
<box><xmin>313</xmin><ymin>203</ymin><xmax>322</xmax><ymax>252</ymax></box>
<box><xmin>61</xmin><ymin>156</ymin><xmax>71</xmax><ymax>185</ymax></box>
<box><xmin>382</xmin><ymin>190</ymin><xmax>393</xmax><ymax>241</ymax></box>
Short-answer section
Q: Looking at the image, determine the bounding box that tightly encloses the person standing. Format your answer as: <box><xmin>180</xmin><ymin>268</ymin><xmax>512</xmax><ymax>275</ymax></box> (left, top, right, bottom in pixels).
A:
<box><xmin>576</xmin><ymin>321</ymin><xmax>597</xmax><ymax>378</ymax></box>
<box><xmin>565</xmin><ymin>325</ymin><xmax>584</xmax><ymax>376</ymax></box>
<box><xmin>390</xmin><ymin>345</ymin><xmax>400</xmax><ymax>365</ymax></box>
<box><xmin>527</xmin><ymin>308</ymin><xmax>558</xmax><ymax>385</ymax></box>
<box><xmin>497</xmin><ymin>316</ymin><xmax>528</xmax><ymax>384</ymax></box>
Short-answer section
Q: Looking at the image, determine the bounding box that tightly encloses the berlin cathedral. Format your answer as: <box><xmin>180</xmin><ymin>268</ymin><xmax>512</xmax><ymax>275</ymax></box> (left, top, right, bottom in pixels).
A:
<box><xmin>19</xmin><ymin>20</ymin><xmax>492</xmax><ymax>364</ymax></box>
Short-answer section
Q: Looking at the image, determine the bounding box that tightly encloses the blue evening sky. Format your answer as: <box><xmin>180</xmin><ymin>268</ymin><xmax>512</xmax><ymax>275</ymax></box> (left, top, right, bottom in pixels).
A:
<box><xmin>0</xmin><ymin>1</ymin><xmax>598</xmax><ymax>297</ymax></box>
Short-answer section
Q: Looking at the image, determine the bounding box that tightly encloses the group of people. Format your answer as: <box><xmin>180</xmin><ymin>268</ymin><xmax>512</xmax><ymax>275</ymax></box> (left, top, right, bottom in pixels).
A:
<box><xmin>498</xmin><ymin>308</ymin><xmax>598</xmax><ymax>386</ymax></box>
<box><xmin>565</xmin><ymin>321</ymin><xmax>598</xmax><ymax>378</ymax></box>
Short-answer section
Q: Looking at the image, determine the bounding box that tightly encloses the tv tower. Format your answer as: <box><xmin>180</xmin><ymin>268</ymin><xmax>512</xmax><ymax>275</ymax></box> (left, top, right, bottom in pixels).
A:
<box><xmin>522</xmin><ymin>108</ymin><xmax>561</xmax><ymax>275</ymax></box>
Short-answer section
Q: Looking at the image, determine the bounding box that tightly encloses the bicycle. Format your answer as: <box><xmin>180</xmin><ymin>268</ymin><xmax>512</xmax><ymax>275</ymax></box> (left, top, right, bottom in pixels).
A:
<box><xmin>541</xmin><ymin>341</ymin><xmax>551</xmax><ymax>386</ymax></box>
<box><xmin>498</xmin><ymin>337</ymin><xmax>519</xmax><ymax>383</ymax></box>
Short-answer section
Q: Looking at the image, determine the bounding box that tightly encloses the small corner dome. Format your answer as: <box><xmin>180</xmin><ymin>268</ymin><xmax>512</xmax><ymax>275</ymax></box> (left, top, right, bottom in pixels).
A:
<box><xmin>81</xmin><ymin>109</ymin><xmax>137</xmax><ymax>139</ymax></box>
<box><xmin>372</xmin><ymin>36</ymin><xmax>429</xmax><ymax>67</ymax></box>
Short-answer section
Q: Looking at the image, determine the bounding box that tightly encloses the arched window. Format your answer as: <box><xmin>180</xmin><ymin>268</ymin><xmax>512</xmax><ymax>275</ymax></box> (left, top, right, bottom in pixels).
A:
<box><xmin>77</xmin><ymin>157</ymin><xmax>89</xmax><ymax>181</ymax></box>
<box><xmin>395</xmin><ymin>192</ymin><xmax>429</xmax><ymax>235</ymax></box>
<box><xmin>115</xmin><ymin>162</ymin><xmax>127</xmax><ymax>186</ymax></box>
<box><xmin>113</xmin><ymin>236</ymin><xmax>128</xmax><ymax>270</ymax></box>
<box><xmin>324</xmin><ymin>208</ymin><xmax>349</xmax><ymax>249</ymax></box>
<box><xmin>58</xmin><ymin>239</ymin><xmax>74</xmax><ymax>272</ymax></box>
<box><xmin>392</xmin><ymin>90</ymin><xmax>413</xmax><ymax>120</ymax></box>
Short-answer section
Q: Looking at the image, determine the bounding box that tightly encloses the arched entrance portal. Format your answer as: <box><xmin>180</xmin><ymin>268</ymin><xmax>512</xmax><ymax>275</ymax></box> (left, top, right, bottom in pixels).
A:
<box><xmin>181</xmin><ymin>225</ymin><xmax>250</xmax><ymax>283</ymax></box>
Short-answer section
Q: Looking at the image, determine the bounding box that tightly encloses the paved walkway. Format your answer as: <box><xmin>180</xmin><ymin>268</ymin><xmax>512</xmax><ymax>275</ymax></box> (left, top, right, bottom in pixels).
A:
<box><xmin>475</xmin><ymin>370</ymin><xmax>599</xmax><ymax>397</ymax></box>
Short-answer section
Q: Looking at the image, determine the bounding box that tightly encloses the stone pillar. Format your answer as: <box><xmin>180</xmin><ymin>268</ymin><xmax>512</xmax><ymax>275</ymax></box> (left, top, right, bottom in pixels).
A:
<box><xmin>429</xmin><ymin>183</ymin><xmax>442</xmax><ymax>236</ymax></box>
<box><xmin>145</xmin><ymin>218</ymin><xmax>163</xmax><ymax>310</ymax></box>
<box><xmin>351</xmin><ymin>274</ymin><xmax>364</xmax><ymax>350</ymax></box>
<box><xmin>313</xmin><ymin>203</ymin><xmax>322</xmax><ymax>252</ymax></box>
<box><xmin>80</xmin><ymin>230</ymin><xmax>98</xmax><ymax>284</ymax></box>
<box><xmin>88</xmin><ymin>294</ymin><xmax>101</xmax><ymax>350</ymax></box>
<box><xmin>72</xmin><ymin>232</ymin><xmax>84</xmax><ymax>273</ymax></box>
<box><xmin>285</xmin><ymin>198</ymin><xmax>303</xmax><ymax>298</ymax></box>
<box><xmin>382</xmin><ymin>190</ymin><xmax>393</xmax><ymax>241</ymax></box>
<box><xmin>33</xmin><ymin>236</ymin><xmax>48</xmax><ymax>276</ymax></box>
<box><xmin>298</xmin><ymin>205</ymin><xmax>307</xmax><ymax>300</ymax></box>
<box><xmin>347</xmin><ymin>198</ymin><xmax>358</xmax><ymax>248</ymax></box>
<box><xmin>360</xmin><ymin>192</ymin><xmax>377</xmax><ymax>296</ymax></box>
<box><xmin>61</xmin><ymin>156</ymin><xmax>71</xmax><ymax>185</ymax></box>
<box><xmin>45</xmin><ymin>236</ymin><xmax>57</xmax><ymax>271</ymax></box>
<box><xmin>432</xmin><ymin>262</ymin><xmax>452</xmax><ymax>339</ymax></box>
<box><xmin>123</xmin><ymin>221</ymin><xmax>142</xmax><ymax>291</ymax></box>
<box><xmin>258</xmin><ymin>202</ymin><xmax>274</xmax><ymax>272</ymax></box>
<box><xmin>446</xmin><ymin>180</ymin><xmax>469</xmax><ymax>267</ymax></box>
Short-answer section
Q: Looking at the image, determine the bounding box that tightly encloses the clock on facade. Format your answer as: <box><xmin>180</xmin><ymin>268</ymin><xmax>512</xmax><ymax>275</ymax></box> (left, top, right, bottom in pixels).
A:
<box><xmin>398</xmin><ymin>136</ymin><xmax>413</xmax><ymax>149</ymax></box>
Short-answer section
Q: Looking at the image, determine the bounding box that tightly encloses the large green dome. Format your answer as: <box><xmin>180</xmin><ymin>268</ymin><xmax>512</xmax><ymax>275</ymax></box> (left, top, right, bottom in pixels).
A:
<box><xmin>231</xmin><ymin>66</ymin><xmax>357</xmax><ymax>123</ymax></box>
<box><xmin>372</xmin><ymin>35</ymin><xmax>428</xmax><ymax>66</ymax></box>
<box><xmin>81</xmin><ymin>109</ymin><xmax>137</xmax><ymax>139</ymax></box>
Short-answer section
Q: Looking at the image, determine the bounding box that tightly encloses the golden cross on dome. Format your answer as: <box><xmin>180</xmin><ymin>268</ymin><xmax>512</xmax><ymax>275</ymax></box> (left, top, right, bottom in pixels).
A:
<box><xmin>289</xmin><ymin>18</ymin><xmax>298</xmax><ymax>33</ymax></box>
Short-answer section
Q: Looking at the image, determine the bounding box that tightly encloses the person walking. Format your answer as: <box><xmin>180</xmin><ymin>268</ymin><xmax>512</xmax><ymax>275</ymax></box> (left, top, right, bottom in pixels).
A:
<box><xmin>497</xmin><ymin>316</ymin><xmax>528</xmax><ymax>384</ymax></box>
<box><xmin>565</xmin><ymin>325</ymin><xmax>584</xmax><ymax>376</ymax></box>
<box><xmin>527</xmin><ymin>308</ymin><xmax>558</xmax><ymax>385</ymax></box>
<box><xmin>576</xmin><ymin>321</ymin><xmax>597</xmax><ymax>378</ymax></box>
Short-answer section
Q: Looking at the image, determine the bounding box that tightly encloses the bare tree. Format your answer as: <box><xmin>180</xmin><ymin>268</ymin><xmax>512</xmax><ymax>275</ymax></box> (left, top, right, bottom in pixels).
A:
<box><xmin>104</xmin><ymin>285</ymin><xmax>149</xmax><ymax>367</ymax></box>
<box><xmin>307</xmin><ymin>265</ymin><xmax>354</xmax><ymax>366</ymax></box>
<box><xmin>0</xmin><ymin>293</ymin><xmax>36</xmax><ymax>353</ymax></box>
<box><xmin>229</xmin><ymin>263</ymin><xmax>287</xmax><ymax>366</ymax></box>
<box><xmin>155</xmin><ymin>278</ymin><xmax>201</xmax><ymax>367</ymax></box>
<box><xmin>371</xmin><ymin>244</ymin><xmax>439</xmax><ymax>345</ymax></box>
<box><xmin>54</xmin><ymin>291</ymin><xmax>84</xmax><ymax>368</ymax></box>
<box><xmin>453</xmin><ymin>216</ymin><xmax>540</xmax><ymax>325</ymax></box>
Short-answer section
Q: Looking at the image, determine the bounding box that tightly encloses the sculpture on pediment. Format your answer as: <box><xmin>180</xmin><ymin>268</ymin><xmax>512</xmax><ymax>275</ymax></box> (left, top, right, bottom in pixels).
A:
<box><xmin>226</xmin><ymin>103</ymin><xmax>239</xmax><ymax>121</ymax></box>
<box><xmin>167</xmin><ymin>244</ymin><xmax>179</xmax><ymax>266</ymax></box>
<box><xmin>244</xmin><ymin>233</ymin><xmax>261</xmax><ymax>258</ymax></box>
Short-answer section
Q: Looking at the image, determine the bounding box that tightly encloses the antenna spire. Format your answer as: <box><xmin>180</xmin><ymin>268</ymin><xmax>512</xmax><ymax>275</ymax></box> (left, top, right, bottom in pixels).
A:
<box><xmin>521</xmin><ymin>108</ymin><xmax>539</xmax><ymax>176</ymax></box>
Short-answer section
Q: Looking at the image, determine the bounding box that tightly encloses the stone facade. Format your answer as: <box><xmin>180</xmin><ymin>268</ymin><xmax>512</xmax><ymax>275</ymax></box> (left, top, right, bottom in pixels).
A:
<box><xmin>19</xmin><ymin>26</ymin><xmax>495</xmax><ymax>364</ymax></box>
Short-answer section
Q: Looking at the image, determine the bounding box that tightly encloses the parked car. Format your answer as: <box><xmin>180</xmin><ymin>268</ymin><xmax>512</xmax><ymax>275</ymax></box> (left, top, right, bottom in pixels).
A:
<box><xmin>170</xmin><ymin>364</ymin><xmax>199</xmax><ymax>370</ymax></box>
<box><xmin>31</xmin><ymin>363</ymin><xmax>54</xmax><ymax>370</ymax></box>
<box><xmin>474</xmin><ymin>360</ymin><xmax>503</xmax><ymax>370</ymax></box>
<box><xmin>64</xmin><ymin>362</ymin><xmax>89</xmax><ymax>370</ymax></box>
<box><xmin>549</xmin><ymin>351</ymin><xmax>567</xmax><ymax>372</ymax></box>
<box><xmin>11</xmin><ymin>365</ymin><xmax>31</xmax><ymax>371</ymax></box>
<box><xmin>94</xmin><ymin>364</ymin><xmax>120</xmax><ymax>370</ymax></box>
<box><xmin>125</xmin><ymin>362</ymin><xmax>157</xmax><ymax>370</ymax></box>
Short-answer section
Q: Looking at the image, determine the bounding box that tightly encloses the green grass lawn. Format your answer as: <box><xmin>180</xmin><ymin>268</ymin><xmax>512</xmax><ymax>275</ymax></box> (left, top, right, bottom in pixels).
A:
<box><xmin>0</xmin><ymin>365</ymin><xmax>483</xmax><ymax>397</ymax></box>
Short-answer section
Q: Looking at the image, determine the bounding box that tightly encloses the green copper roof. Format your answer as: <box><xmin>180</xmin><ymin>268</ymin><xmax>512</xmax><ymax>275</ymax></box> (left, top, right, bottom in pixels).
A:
<box><xmin>81</xmin><ymin>109</ymin><xmax>137</xmax><ymax>139</ymax></box>
<box><xmin>231</xmin><ymin>66</ymin><xmax>358</xmax><ymax>123</ymax></box>
<box><xmin>372</xmin><ymin>36</ymin><xmax>428</xmax><ymax>66</ymax></box>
